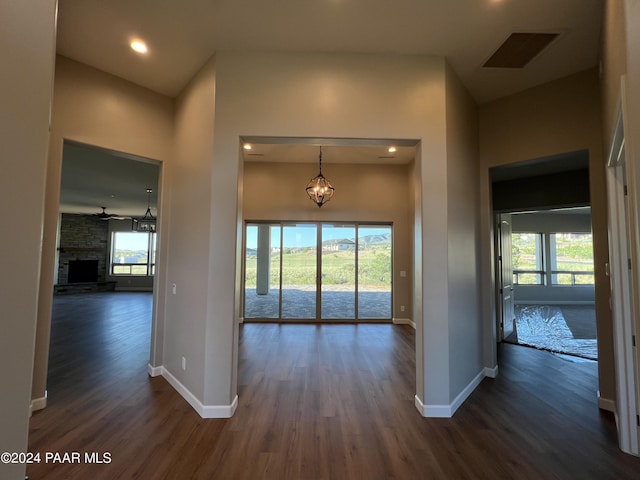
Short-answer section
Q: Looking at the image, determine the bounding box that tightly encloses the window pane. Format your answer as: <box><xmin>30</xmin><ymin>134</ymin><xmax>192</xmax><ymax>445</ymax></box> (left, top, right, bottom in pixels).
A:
<box><xmin>321</xmin><ymin>224</ymin><xmax>355</xmax><ymax>319</ymax></box>
<box><xmin>151</xmin><ymin>233</ymin><xmax>157</xmax><ymax>265</ymax></box>
<box><xmin>357</xmin><ymin>226</ymin><xmax>392</xmax><ymax>319</ymax></box>
<box><xmin>512</xmin><ymin>232</ymin><xmax>543</xmax><ymax>285</ymax></box>
<box><xmin>113</xmin><ymin>232</ymin><xmax>149</xmax><ymax>264</ymax></box>
<box><xmin>244</xmin><ymin>224</ymin><xmax>281</xmax><ymax>319</ymax></box>
<box><xmin>131</xmin><ymin>265</ymin><xmax>148</xmax><ymax>275</ymax></box>
<box><xmin>281</xmin><ymin>224</ymin><xmax>317</xmax><ymax>319</ymax></box>
<box><xmin>111</xmin><ymin>231</ymin><xmax>153</xmax><ymax>276</ymax></box>
<box><xmin>515</xmin><ymin>273</ymin><xmax>541</xmax><ymax>285</ymax></box>
<box><xmin>550</xmin><ymin>233</ymin><xmax>594</xmax><ymax>285</ymax></box>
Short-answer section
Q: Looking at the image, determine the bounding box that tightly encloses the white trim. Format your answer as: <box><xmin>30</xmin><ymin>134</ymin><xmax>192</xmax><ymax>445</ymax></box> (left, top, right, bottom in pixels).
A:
<box><xmin>414</xmin><ymin>370</ymin><xmax>487</xmax><ymax>417</ymax></box>
<box><xmin>415</xmin><ymin>395</ymin><xmax>452</xmax><ymax>418</ymax></box>
<box><xmin>151</xmin><ymin>365</ymin><xmax>238</xmax><ymax>418</ymax></box>
<box><xmin>483</xmin><ymin>365</ymin><xmax>499</xmax><ymax>378</ymax></box>
<box><xmin>30</xmin><ymin>390</ymin><xmax>48</xmax><ymax>415</ymax></box>
<box><xmin>147</xmin><ymin>363</ymin><xmax>163</xmax><ymax>377</ymax></box>
<box><xmin>606</xmin><ymin>79</ymin><xmax>640</xmax><ymax>456</ymax></box>
<box><xmin>513</xmin><ymin>300</ymin><xmax>595</xmax><ymax>306</ymax></box>
<box><xmin>598</xmin><ymin>391</ymin><xmax>616</xmax><ymax>413</ymax></box>
<box><xmin>392</xmin><ymin>318</ymin><xmax>416</xmax><ymax>329</ymax></box>
<box><xmin>201</xmin><ymin>395</ymin><xmax>238</xmax><ymax>418</ymax></box>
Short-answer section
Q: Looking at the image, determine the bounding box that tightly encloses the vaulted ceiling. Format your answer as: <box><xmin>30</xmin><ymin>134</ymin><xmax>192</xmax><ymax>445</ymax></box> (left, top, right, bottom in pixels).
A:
<box><xmin>56</xmin><ymin>0</ymin><xmax>603</xmax><ymax>215</ymax></box>
<box><xmin>57</xmin><ymin>0</ymin><xmax>603</xmax><ymax>103</ymax></box>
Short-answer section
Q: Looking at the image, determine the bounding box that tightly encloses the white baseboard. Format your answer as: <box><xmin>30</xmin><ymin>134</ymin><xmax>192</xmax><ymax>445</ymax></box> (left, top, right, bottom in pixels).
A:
<box><xmin>30</xmin><ymin>390</ymin><xmax>48</xmax><ymax>415</ymax></box>
<box><xmin>153</xmin><ymin>365</ymin><xmax>238</xmax><ymax>418</ymax></box>
<box><xmin>514</xmin><ymin>301</ymin><xmax>595</xmax><ymax>306</ymax></box>
<box><xmin>415</xmin><ymin>395</ymin><xmax>452</xmax><ymax>418</ymax></box>
<box><xmin>414</xmin><ymin>369</ymin><xmax>487</xmax><ymax>418</ymax></box>
<box><xmin>483</xmin><ymin>365</ymin><xmax>499</xmax><ymax>378</ymax></box>
<box><xmin>598</xmin><ymin>391</ymin><xmax>616</xmax><ymax>412</ymax></box>
<box><xmin>393</xmin><ymin>318</ymin><xmax>416</xmax><ymax>329</ymax></box>
<box><xmin>147</xmin><ymin>363</ymin><xmax>163</xmax><ymax>377</ymax></box>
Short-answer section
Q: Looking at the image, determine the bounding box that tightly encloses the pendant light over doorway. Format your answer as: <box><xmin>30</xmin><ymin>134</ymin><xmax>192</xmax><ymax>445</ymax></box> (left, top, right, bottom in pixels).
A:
<box><xmin>305</xmin><ymin>146</ymin><xmax>335</xmax><ymax>207</ymax></box>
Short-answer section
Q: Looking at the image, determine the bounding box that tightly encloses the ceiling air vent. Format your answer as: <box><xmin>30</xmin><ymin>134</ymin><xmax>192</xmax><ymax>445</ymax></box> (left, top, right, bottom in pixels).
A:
<box><xmin>483</xmin><ymin>32</ymin><xmax>559</xmax><ymax>69</ymax></box>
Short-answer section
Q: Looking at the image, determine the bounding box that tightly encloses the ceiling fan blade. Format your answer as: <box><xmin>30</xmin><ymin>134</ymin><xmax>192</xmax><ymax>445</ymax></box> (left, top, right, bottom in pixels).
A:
<box><xmin>93</xmin><ymin>207</ymin><xmax>128</xmax><ymax>220</ymax></box>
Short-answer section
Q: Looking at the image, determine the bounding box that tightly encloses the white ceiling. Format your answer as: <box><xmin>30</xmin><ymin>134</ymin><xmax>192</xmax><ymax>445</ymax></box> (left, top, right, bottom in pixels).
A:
<box><xmin>56</xmin><ymin>0</ymin><xmax>604</xmax><ymax>215</ymax></box>
<box><xmin>57</xmin><ymin>0</ymin><xmax>603</xmax><ymax>103</ymax></box>
<box><xmin>60</xmin><ymin>142</ymin><xmax>159</xmax><ymax>217</ymax></box>
<box><xmin>240</xmin><ymin>138</ymin><xmax>417</xmax><ymax>164</ymax></box>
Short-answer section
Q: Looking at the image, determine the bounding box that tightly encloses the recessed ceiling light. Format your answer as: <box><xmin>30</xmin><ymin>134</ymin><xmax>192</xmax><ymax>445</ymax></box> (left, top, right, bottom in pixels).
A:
<box><xmin>243</xmin><ymin>144</ymin><xmax>252</xmax><ymax>150</ymax></box>
<box><xmin>130</xmin><ymin>40</ymin><xmax>148</xmax><ymax>54</ymax></box>
<box><xmin>388</xmin><ymin>146</ymin><xmax>397</xmax><ymax>153</ymax></box>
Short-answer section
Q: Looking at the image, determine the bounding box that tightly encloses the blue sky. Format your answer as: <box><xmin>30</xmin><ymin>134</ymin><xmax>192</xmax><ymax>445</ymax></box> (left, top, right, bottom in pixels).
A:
<box><xmin>245</xmin><ymin>224</ymin><xmax>390</xmax><ymax>249</ymax></box>
<box><xmin>114</xmin><ymin>232</ymin><xmax>152</xmax><ymax>251</ymax></box>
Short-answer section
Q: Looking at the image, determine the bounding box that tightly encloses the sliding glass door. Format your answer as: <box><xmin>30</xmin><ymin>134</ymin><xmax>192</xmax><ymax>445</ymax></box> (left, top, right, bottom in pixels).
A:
<box><xmin>244</xmin><ymin>224</ymin><xmax>281</xmax><ymax>319</ymax></box>
<box><xmin>244</xmin><ymin>222</ymin><xmax>392</xmax><ymax>321</ymax></box>
<box><xmin>357</xmin><ymin>226</ymin><xmax>392</xmax><ymax>319</ymax></box>
<box><xmin>321</xmin><ymin>224</ymin><xmax>356</xmax><ymax>319</ymax></box>
<box><xmin>281</xmin><ymin>224</ymin><xmax>317</xmax><ymax>319</ymax></box>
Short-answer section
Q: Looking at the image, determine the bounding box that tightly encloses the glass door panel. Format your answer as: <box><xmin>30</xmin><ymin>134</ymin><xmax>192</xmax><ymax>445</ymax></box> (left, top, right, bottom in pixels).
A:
<box><xmin>244</xmin><ymin>224</ymin><xmax>281</xmax><ymax>319</ymax></box>
<box><xmin>244</xmin><ymin>222</ymin><xmax>393</xmax><ymax>321</ymax></box>
<box><xmin>357</xmin><ymin>226</ymin><xmax>392</xmax><ymax>319</ymax></box>
<box><xmin>321</xmin><ymin>224</ymin><xmax>356</xmax><ymax>319</ymax></box>
<box><xmin>281</xmin><ymin>224</ymin><xmax>317</xmax><ymax>319</ymax></box>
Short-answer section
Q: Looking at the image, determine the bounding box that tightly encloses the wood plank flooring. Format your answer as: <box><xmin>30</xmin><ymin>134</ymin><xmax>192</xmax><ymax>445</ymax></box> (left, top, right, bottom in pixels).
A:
<box><xmin>28</xmin><ymin>292</ymin><xmax>640</xmax><ymax>479</ymax></box>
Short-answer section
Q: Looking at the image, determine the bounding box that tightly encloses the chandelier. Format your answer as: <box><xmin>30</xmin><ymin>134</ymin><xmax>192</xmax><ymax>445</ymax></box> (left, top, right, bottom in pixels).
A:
<box><xmin>132</xmin><ymin>188</ymin><xmax>156</xmax><ymax>232</ymax></box>
<box><xmin>305</xmin><ymin>146</ymin><xmax>335</xmax><ymax>207</ymax></box>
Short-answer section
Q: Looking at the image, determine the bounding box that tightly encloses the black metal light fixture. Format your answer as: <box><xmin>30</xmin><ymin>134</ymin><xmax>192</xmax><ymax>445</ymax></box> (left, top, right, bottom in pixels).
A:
<box><xmin>132</xmin><ymin>188</ymin><xmax>156</xmax><ymax>232</ymax></box>
<box><xmin>305</xmin><ymin>146</ymin><xmax>334</xmax><ymax>207</ymax></box>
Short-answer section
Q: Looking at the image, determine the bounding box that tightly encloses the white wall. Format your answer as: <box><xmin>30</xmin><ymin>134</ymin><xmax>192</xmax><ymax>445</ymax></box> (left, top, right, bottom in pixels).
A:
<box><xmin>0</xmin><ymin>1</ymin><xmax>57</xmax><ymax>478</ymax></box>
<box><xmin>37</xmin><ymin>51</ymin><xmax>483</xmax><ymax>419</ymax></box>
<box><xmin>478</xmin><ymin>69</ymin><xmax>614</xmax><ymax>402</ymax></box>
<box><xmin>444</xmin><ymin>64</ymin><xmax>483</xmax><ymax>402</ymax></box>
<box><xmin>164</xmin><ymin>56</ymin><xmax>217</xmax><ymax>404</ymax></box>
<box><xmin>34</xmin><ymin>56</ymin><xmax>174</xmax><ymax>407</ymax></box>
<box><xmin>206</xmin><ymin>52</ymin><xmax>482</xmax><ymax>414</ymax></box>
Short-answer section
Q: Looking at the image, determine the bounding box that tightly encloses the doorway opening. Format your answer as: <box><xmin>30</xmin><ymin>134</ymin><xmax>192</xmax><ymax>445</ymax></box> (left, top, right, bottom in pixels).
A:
<box><xmin>243</xmin><ymin>222</ymin><xmax>392</xmax><ymax>321</ymax></box>
<box><xmin>500</xmin><ymin>208</ymin><xmax>597</xmax><ymax>360</ymax></box>
<box><xmin>48</xmin><ymin>140</ymin><xmax>161</xmax><ymax>398</ymax></box>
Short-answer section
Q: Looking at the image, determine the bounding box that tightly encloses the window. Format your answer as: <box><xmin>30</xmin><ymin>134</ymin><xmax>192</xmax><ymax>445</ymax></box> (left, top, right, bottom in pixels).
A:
<box><xmin>512</xmin><ymin>233</ymin><xmax>544</xmax><ymax>285</ymax></box>
<box><xmin>511</xmin><ymin>231</ymin><xmax>595</xmax><ymax>287</ymax></box>
<box><xmin>550</xmin><ymin>233</ymin><xmax>594</xmax><ymax>285</ymax></box>
<box><xmin>110</xmin><ymin>231</ymin><xmax>156</xmax><ymax>276</ymax></box>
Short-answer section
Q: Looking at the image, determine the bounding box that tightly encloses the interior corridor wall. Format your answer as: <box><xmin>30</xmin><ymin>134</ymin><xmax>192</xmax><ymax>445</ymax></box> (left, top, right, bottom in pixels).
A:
<box><xmin>444</xmin><ymin>64</ymin><xmax>482</xmax><ymax>401</ymax></box>
<box><xmin>0</xmin><ymin>1</ymin><xmax>57</xmax><ymax>478</ymax></box>
<box><xmin>478</xmin><ymin>69</ymin><xmax>613</xmax><ymax>404</ymax></box>
<box><xmin>166</xmin><ymin>56</ymin><xmax>218</xmax><ymax>404</ymax></box>
<box><xmin>209</xmin><ymin>51</ymin><xmax>482</xmax><ymax>412</ymax></box>
<box><xmin>35</xmin><ymin>56</ymin><xmax>174</xmax><ymax>408</ymax></box>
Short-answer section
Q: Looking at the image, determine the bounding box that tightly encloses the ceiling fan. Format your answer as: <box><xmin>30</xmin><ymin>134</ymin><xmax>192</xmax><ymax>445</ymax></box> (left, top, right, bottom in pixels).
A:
<box><xmin>93</xmin><ymin>206</ymin><xmax>130</xmax><ymax>220</ymax></box>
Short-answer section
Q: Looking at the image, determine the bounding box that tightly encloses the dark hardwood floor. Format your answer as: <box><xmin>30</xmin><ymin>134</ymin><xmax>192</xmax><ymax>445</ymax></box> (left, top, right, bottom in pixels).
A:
<box><xmin>28</xmin><ymin>292</ymin><xmax>640</xmax><ymax>479</ymax></box>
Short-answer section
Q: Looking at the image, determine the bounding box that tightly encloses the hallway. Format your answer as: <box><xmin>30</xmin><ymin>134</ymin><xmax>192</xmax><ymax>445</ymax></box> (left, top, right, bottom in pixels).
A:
<box><xmin>27</xmin><ymin>292</ymin><xmax>640</xmax><ymax>479</ymax></box>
